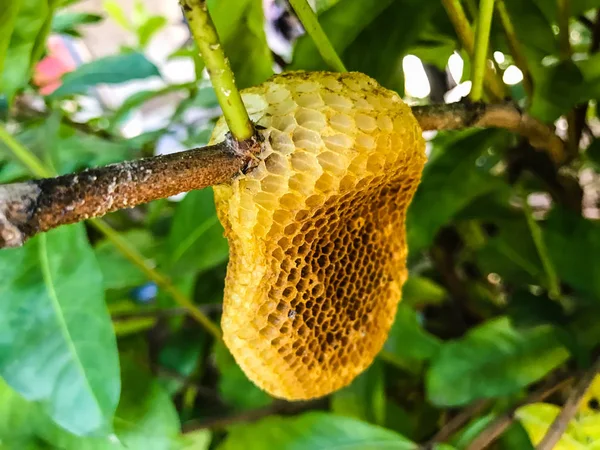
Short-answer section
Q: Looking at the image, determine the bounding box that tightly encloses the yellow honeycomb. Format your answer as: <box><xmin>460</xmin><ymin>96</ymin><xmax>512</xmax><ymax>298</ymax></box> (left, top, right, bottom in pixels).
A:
<box><xmin>210</xmin><ymin>71</ymin><xmax>426</xmax><ymax>400</ymax></box>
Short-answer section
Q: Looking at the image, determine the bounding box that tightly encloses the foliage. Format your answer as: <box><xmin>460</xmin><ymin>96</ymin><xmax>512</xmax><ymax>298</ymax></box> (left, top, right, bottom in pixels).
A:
<box><xmin>1</xmin><ymin>0</ymin><xmax>600</xmax><ymax>448</ymax></box>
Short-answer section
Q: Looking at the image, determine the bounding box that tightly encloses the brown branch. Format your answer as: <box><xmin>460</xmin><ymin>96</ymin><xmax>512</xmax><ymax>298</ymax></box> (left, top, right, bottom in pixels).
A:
<box><xmin>465</xmin><ymin>375</ymin><xmax>574</xmax><ymax>450</ymax></box>
<box><xmin>0</xmin><ymin>102</ymin><xmax>565</xmax><ymax>249</ymax></box>
<box><xmin>536</xmin><ymin>357</ymin><xmax>600</xmax><ymax>450</ymax></box>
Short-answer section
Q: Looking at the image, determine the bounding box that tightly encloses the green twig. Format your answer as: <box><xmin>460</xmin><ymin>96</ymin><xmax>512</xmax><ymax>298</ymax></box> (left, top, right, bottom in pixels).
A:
<box><xmin>471</xmin><ymin>0</ymin><xmax>496</xmax><ymax>101</ymax></box>
<box><xmin>495</xmin><ymin>0</ymin><xmax>533</xmax><ymax>97</ymax></box>
<box><xmin>441</xmin><ymin>0</ymin><xmax>505</xmax><ymax>101</ymax></box>
<box><xmin>180</xmin><ymin>0</ymin><xmax>254</xmax><ymax>142</ymax></box>
<box><xmin>288</xmin><ymin>0</ymin><xmax>347</xmax><ymax>72</ymax></box>
<box><xmin>520</xmin><ymin>189</ymin><xmax>561</xmax><ymax>299</ymax></box>
<box><xmin>0</xmin><ymin>124</ymin><xmax>222</xmax><ymax>340</ymax></box>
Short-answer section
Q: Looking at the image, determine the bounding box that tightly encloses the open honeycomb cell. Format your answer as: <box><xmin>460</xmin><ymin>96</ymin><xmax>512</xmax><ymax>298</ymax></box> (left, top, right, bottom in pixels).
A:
<box><xmin>210</xmin><ymin>71</ymin><xmax>426</xmax><ymax>400</ymax></box>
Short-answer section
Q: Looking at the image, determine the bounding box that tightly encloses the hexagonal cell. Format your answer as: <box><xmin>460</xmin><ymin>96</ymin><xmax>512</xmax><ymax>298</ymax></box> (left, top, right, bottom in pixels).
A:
<box><xmin>317</xmin><ymin>151</ymin><xmax>348</xmax><ymax>176</ymax></box>
<box><xmin>355</xmin><ymin>113</ymin><xmax>377</xmax><ymax>133</ymax></box>
<box><xmin>322</xmin><ymin>92</ymin><xmax>353</xmax><ymax>111</ymax></box>
<box><xmin>329</xmin><ymin>113</ymin><xmax>355</xmax><ymax>135</ymax></box>
<box><xmin>321</xmin><ymin>77</ymin><xmax>342</xmax><ymax>91</ymax></box>
<box><xmin>323</xmin><ymin>133</ymin><xmax>354</xmax><ymax>153</ymax></box>
<box><xmin>271</xmin><ymin>99</ymin><xmax>298</xmax><ymax>116</ymax></box>
<box><xmin>291</xmin><ymin>151</ymin><xmax>319</xmax><ymax>173</ymax></box>
<box><xmin>265</xmin><ymin>83</ymin><xmax>291</xmax><ymax>103</ymax></box>
<box><xmin>292</xmin><ymin>126</ymin><xmax>322</xmax><ymax>151</ymax></box>
<box><xmin>295</xmin><ymin>92</ymin><xmax>325</xmax><ymax>109</ymax></box>
<box><xmin>269</xmin><ymin>129</ymin><xmax>295</xmax><ymax>155</ymax></box>
<box><xmin>271</xmin><ymin>114</ymin><xmax>297</xmax><ymax>133</ymax></box>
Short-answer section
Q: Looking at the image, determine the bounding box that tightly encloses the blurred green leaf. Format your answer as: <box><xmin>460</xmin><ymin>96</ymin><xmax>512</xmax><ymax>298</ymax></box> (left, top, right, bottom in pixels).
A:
<box><xmin>331</xmin><ymin>361</ymin><xmax>386</xmax><ymax>426</ymax></box>
<box><xmin>179</xmin><ymin>430</ymin><xmax>212</xmax><ymax>450</ymax></box>
<box><xmin>52</xmin><ymin>12</ymin><xmax>103</xmax><ymax>36</ymax></box>
<box><xmin>0</xmin><ymin>224</ymin><xmax>120</xmax><ymax>436</ymax></box>
<box><xmin>476</xmin><ymin>218</ymin><xmax>544</xmax><ymax>286</ymax></box>
<box><xmin>407</xmin><ymin>130</ymin><xmax>506</xmax><ymax>255</ymax></box>
<box><xmin>218</xmin><ymin>412</ymin><xmax>418</xmax><ymax>450</ymax></box>
<box><xmin>0</xmin><ymin>0</ymin><xmax>21</xmax><ymax>79</ymax></box>
<box><xmin>214</xmin><ymin>342</ymin><xmax>272</xmax><ymax>411</ymax></box>
<box><xmin>401</xmin><ymin>277</ymin><xmax>447</xmax><ymax>308</ymax></box>
<box><xmin>290</xmin><ymin>0</ymin><xmax>395</xmax><ymax>71</ymax></box>
<box><xmin>137</xmin><ymin>16</ymin><xmax>167</xmax><ymax>48</ymax></box>
<box><xmin>426</xmin><ymin>317</ymin><xmax>569</xmax><ymax>406</ymax></box>
<box><xmin>1</xmin><ymin>0</ymin><xmax>58</xmax><ymax>101</ymax></box>
<box><xmin>95</xmin><ymin>230</ymin><xmax>158</xmax><ymax>290</ymax></box>
<box><xmin>158</xmin><ymin>329</ymin><xmax>205</xmax><ymax>395</ymax></box>
<box><xmin>501</xmin><ymin>0</ymin><xmax>557</xmax><ymax>57</ymax></box>
<box><xmin>208</xmin><ymin>0</ymin><xmax>273</xmax><ymax>88</ymax></box>
<box><xmin>545</xmin><ymin>207</ymin><xmax>600</xmax><ymax>299</ymax></box>
<box><xmin>384</xmin><ymin>305</ymin><xmax>442</xmax><ymax>370</ymax></box>
<box><xmin>50</xmin><ymin>52</ymin><xmax>160</xmax><ymax>98</ymax></box>
<box><xmin>342</xmin><ymin>0</ymin><xmax>440</xmax><ymax>93</ymax></box>
<box><xmin>102</xmin><ymin>0</ymin><xmax>131</xmax><ymax>30</ymax></box>
<box><xmin>499</xmin><ymin>422</ymin><xmax>535</xmax><ymax>450</ymax></box>
<box><xmin>165</xmin><ymin>188</ymin><xmax>229</xmax><ymax>276</ymax></box>
<box><xmin>450</xmin><ymin>414</ymin><xmax>496</xmax><ymax>449</ymax></box>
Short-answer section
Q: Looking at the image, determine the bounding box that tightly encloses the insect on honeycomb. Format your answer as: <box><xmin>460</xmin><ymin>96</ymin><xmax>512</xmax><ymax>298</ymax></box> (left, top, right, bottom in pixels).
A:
<box><xmin>210</xmin><ymin>71</ymin><xmax>426</xmax><ymax>400</ymax></box>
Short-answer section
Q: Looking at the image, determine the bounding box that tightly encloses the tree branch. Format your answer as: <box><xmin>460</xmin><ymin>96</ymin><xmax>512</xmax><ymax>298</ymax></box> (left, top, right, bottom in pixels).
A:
<box><xmin>0</xmin><ymin>102</ymin><xmax>565</xmax><ymax>249</ymax></box>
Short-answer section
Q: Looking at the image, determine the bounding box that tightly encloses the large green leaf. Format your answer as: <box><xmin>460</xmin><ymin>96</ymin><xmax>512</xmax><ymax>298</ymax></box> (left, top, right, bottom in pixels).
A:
<box><xmin>383</xmin><ymin>304</ymin><xmax>442</xmax><ymax>370</ymax></box>
<box><xmin>165</xmin><ymin>188</ymin><xmax>229</xmax><ymax>276</ymax></box>
<box><xmin>290</xmin><ymin>0</ymin><xmax>395</xmax><ymax>71</ymax></box>
<box><xmin>0</xmin><ymin>357</ymin><xmax>181</xmax><ymax>450</ymax></box>
<box><xmin>1</xmin><ymin>0</ymin><xmax>58</xmax><ymax>101</ymax></box>
<box><xmin>545</xmin><ymin>207</ymin><xmax>600</xmax><ymax>299</ymax></box>
<box><xmin>0</xmin><ymin>224</ymin><xmax>120</xmax><ymax>436</ymax></box>
<box><xmin>51</xmin><ymin>12</ymin><xmax>103</xmax><ymax>37</ymax></box>
<box><xmin>426</xmin><ymin>317</ymin><xmax>569</xmax><ymax>406</ymax></box>
<box><xmin>407</xmin><ymin>130</ymin><xmax>506</xmax><ymax>256</ymax></box>
<box><xmin>331</xmin><ymin>361</ymin><xmax>386</xmax><ymax>426</ymax></box>
<box><xmin>218</xmin><ymin>412</ymin><xmax>418</xmax><ymax>450</ymax></box>
<box><xmin>50</xmin><ymin>52</ymin><xmax>160</xmax><ymax>98</ymax></box>
<box><xmin>207</xmin><ymin>0</ymin><xmax>273</xmax><ymax>88</ymax></box>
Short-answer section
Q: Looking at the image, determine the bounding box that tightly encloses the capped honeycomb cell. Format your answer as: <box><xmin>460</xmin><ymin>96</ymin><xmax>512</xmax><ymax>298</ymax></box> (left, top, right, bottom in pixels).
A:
<box><xmin>210</xmin><ymin>71</ymin><xmax>426</xmax><ymax>400</ymax></box>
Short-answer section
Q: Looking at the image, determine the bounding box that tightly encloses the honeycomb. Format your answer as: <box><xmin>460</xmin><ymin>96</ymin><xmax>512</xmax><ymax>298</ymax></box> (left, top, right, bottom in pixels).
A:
<box><xmin>210</xmin><ymin>71</ymin><xmax>426</xmax><ymax>400</ymax></box>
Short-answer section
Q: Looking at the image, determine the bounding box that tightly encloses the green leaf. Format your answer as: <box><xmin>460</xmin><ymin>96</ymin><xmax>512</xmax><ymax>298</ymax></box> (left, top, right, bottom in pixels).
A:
<box><xmin>165</xmin><ymin>188</ymin><xmax>229</xmax><ymax>276</ymax></box>
<box><xmin>1</xmin><ymin>0</ymin><xmax>57</xmax><ymax>101</ymax></box>
<box><xmin>426</xmin><ymin>317</ymin><xmax>569</xmax><ymax>406</ymax></box>
<box><xmin>476</xmin><ymin>217</ymin><xmax>544</xmax><ymax>286</ymax></box>
<box><xmin>214</xmin><ymin>342</ymin><xmax>272</xmax><ymax>411</ymax></box>
<box><xmin>207</xmin><ymin>0</ymin><xmax>273</xmax><ymax>88</ymax></box>
<box><xmin>179</xmin><ymin>430</ymin><xmax>212</xmax><ymax>450</ymax></box>
<box><xmin>158</xmin><ymin>329</ymin><xmax>205</xmax><ymax>395</ymax></box>
<box><xmin>342</xmin><ymin>0</ymin><xmax>441</xmax><ymax>93</ymax></box>
<box><xmin>0</xmin><ymin>224</ymin><xmax>120</xmax><ymax>436</ymax></box>
<box><xmin>50</xmin><ymin>52</ymin><xmax>160</xmax><ymax>98</ymax></box>
<box><xmin>291</xmin><ymin>0</ymin><xmax>395</xmax><ymax>71</ymax></box>
<box><xmin>401</xmin><ymin>277</ymin><xmax>447</xmax><ymax>308</ymax></box>
<box><xmin>95</xmin><ymin>230</ymin><xmax>158</xmax><ymax>290</ymax></box>
<box><xmin>52</xmin><ymin>12</ymin><xmax>103</xmax><ymax>36</ymax></box>
<box><xmin>331</xmin><ymin>361</ymin><xmax>386</xmax><ymax>426</ymax></box>
<box><xmin>383</xmin><ymin>305</ymin><xmax>442</xmax><ymax>370</ymax></box>
<box><xmin>0</xmin><ymin>0</ymin><xmax>21</xmax><ymax>79</ymax></box>
<box><xmin>545</xmin><ymin>207</ymin><xmax>600</xmax><ymax>299</ymax></box>
<box><xmin>137</xmin><ymin>16</ymin><xmax>167</xmax><ymax>48</ymax></box>
<box><xmin>102</xmin><ymin>0</ymin><xmax>131</xmax><ymax>30</ymax></box>
<box><xmin>407</xmin><ymin>130</ymin><xmax>506</xmax><ymax>255</ymax></box>
<box><xmin>0</xmin><ymin>356</ymin><xmax>181</xmax><ymax>449</ymax></box>
<box><xmin>218</xmin><ymin>412</ymin><xmax>418</xmax><ymax>450</ymax></box>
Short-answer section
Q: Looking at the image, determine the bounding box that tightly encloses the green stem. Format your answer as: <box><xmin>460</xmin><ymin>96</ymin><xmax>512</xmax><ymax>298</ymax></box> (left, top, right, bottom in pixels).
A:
<box><xmin>180</xmin><ymin>0</ymin><xmax>254</xmax><ymax>141</ymax></box>
<box><xmin>520</xmin><ymin>190</ymin><xmax>561</xmax><ymax>299</ymax></box>
<box><xmin>0</xmin><ymin>125</ymin><xmax>53</xmax><ymax>178</ymax></box>
<box><xmin>495</xmin><ymin>0</ymin><xmax>533</xmax><ymax>97</ymax></box>
<box><xmin>0</xmin><ymin>124</ymin><xmax>222</xmax><ymax>340</ymax></box>
<box><xmin>441</xmin><ymin>0</ymin><xmax>505</xmax><ymax>101</ymax></box>
<box><xmin>471</xmin><ymin>0</ymin><xmax>495</xmax><ymax>102</ymax></box>
<box><xmin>288</xmin><ymin>0</ymin><xmax>347</xmax><ymax>72</ymax></box>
